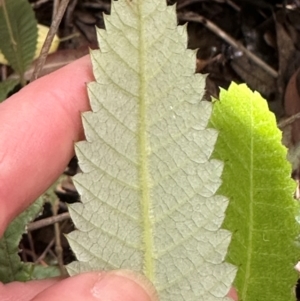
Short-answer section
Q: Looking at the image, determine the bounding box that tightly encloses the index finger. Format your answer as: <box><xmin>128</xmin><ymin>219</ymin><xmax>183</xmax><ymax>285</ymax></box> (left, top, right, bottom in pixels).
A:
<box><xmin>0</xmin><ymin>55</ymin><xmax>93</xmax><ymax>236</ymax></box>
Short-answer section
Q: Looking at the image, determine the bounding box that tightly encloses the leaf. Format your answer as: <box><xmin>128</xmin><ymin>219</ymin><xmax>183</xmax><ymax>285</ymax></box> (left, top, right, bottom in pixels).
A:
<box><xmin>0</xmin><ymin>198</ymin><xmax>44</xmax><ymax>283</ymax></box>
<box><xmin>9</xmin><ymin>47</ymin><xmax>89</xmax><ymax>82</ymax></box>
<box><xmin>0</xmin><ymin>79</ymin><xmax>19</xmax><ymax>102</ymax></box>
<box><xmin>209</xmin><ymin>83</ymin><xmax>300</xmax><ymax>301</ymax></box>
<box><xmin>30</xmin><ymin>264</ymin><xmax>60</xmax><ymax>280</ymax></box>
<box><xmin>0</xmin><ymin>0</ymin><xmax>37</xmax><ymax>80</ymax></box>
<box><xmin>0</xmin><ymin>24</ymin><xmax>60</xmax><ymax>66</ymax></box>
<box><xmin>67</xmin><ymin>1</ymin><xmax>236</xmax><ymax>300</ymax></box>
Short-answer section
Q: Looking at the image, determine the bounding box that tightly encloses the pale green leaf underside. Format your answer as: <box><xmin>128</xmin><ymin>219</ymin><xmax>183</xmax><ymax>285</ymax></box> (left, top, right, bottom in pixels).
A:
<box><xmin>210</xmin><ymin>83</ymin><xmax>300</xmax><ymax>301</ymax></box>
<box><xmin>67</xmin><ymin>1</ymin><xmax>236</xmax><ymax>300</ymax></box>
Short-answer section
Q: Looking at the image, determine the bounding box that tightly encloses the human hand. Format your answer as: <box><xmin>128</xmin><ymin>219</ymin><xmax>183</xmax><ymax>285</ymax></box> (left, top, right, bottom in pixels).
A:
<box><xmin>0</xmin><ymin>56</ymin><xmax>237</xmax><ymax>300</ymax></box>
<box><xmin>0</xmin><ymin>56</ymin><xmax>158</xmax><ymax>301</ymax></box>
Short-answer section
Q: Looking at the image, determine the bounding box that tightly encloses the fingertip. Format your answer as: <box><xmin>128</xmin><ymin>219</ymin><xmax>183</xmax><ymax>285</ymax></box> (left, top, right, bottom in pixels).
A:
<box><xmin>104</xmin><ymin>270</ymin><xmax>159</xmax><ymax>301</ymax></box>
<box><xmin>32</xmin><ymin>271</ymin><xmax>158</xmax><ymax>301</ymax></box>
<box><xmin>227</xmin><ymin>287</ymin><xmax>238</xmax><ymax>300</ymax></box>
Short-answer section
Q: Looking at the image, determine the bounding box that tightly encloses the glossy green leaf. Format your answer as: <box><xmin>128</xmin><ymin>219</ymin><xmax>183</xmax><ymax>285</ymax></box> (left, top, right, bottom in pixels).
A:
<box><xmin>209</xmin><ymin>82</ymin><xmax>300</xmax><ymax>301</ymax></box>
<box><xmin>66</xmin><ymin>1</ymin><xmax>236</xmax><ymax>300</ymax></box>
<box><xmin>0</xmin><ymin>79</ymin><xmax>19</xmax><ymax>102</ymax></box>
<box><xmin>30</xmin><ymin>264</ymin><xmax>60</xmax><ymax>280</ymax></box>
<box><xmin>0</xmin><ymin>198</ymin><xmax>43</xmax><ymax>283</ymax></box>
<box><xmin>0</xmin><ymin>0</ymin><xmax>37</xmax><ymax>81</ymax></box>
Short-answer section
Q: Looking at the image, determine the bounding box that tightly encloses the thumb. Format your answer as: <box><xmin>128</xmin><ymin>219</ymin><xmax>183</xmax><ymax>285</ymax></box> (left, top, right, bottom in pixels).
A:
<box><xmin>32</xmin><ymin>271</ymin><xmax>158</xmax><ymax>301</ymax></box>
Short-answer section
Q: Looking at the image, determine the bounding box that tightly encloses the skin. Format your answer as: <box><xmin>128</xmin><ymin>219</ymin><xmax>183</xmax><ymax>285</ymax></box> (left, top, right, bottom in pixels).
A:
<box><xmin>0</xmin><ymin>56</ymin><xmax>238</xmax><ymax>300</ymax></box>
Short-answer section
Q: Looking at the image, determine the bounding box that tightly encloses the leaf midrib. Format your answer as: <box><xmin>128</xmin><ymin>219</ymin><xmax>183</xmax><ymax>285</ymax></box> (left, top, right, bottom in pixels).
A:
<box><xmin>136</xmin><ymin>1</ymin><xmax>154</xmax><ymax>282</ymax></box>
<box><xmin>242</xmin><ymin>99</ymin><xmax>254</xmax><ymax>300</ymax></box>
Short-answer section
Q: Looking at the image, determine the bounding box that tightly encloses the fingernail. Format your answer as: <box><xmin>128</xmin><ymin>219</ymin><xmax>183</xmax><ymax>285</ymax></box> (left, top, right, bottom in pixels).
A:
<box><xmin>91</xmin><ymin>271</ymin><xmax>158</xmax><ymax>301</ymax></box>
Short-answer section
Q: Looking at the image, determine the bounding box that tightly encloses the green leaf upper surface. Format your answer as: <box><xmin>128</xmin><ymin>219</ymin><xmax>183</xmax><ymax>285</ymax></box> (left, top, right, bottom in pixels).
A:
<box><xmin>0</xmin><ymin>198</ymin><xmax>43</xmax><ymax>283</ymax></box>
<box><xmin>0</xmin><ymin>0</ymin><xmax>37</xmax><ymax>79</ymax></box>
<box><xmin>210</xmin><ymin>83</ymin><xmax>300</xmax><ymax>301</ymax></box>
<box><xmin>67</xmin><ymin>1</ymin><xmax>236</xmax><ymax>300</ymax></box>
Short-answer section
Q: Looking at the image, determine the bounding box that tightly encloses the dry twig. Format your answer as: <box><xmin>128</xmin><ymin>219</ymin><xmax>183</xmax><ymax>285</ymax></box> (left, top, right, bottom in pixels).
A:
<box><xmin>35</xmin><ymin>238</ymin><xmax>55</xmax><ymax>264</ymax></box>
<box><xmin>30</xmin><ymin>0</ymin><xmax>70</xmax><ymax>81</ymax></box>
<box><xmin>52</xmin><ymin>199</ymin><xmax>66</xmax><ymax>275</ymax></box>
<box><xmin>278</xmin><ymin>112</ymin><xmax>300</xmax><ymax>129</ymax></box>
<box><xmin>27</xmin><ymin>212</ymin><xmax>70</xmax><ymax>231</ymax></box>
<box><xmin>177</xmin><ymin>12</ymin><xmax>278</xmax><ymax>78</ymax></box>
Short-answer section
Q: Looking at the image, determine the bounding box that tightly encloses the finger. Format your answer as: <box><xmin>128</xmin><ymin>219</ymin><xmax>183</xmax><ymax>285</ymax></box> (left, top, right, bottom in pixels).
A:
<box><xmin>0</xmin><ymin>277</ymin><xmax>59</xmax><ymax>300</ymax></box>
<box><xmin>31</xmin><ymin>271</ymin><xmax>158</xmax><ymax>301</ymax></box>
<box><xmin>0</xmin><ymin>56</ymin><xmax>93</xmax><ymax>236</ymax></box>
<box><xmin>228</xmin><ymin>287</ymin><xmax>238</xmax><ymax>300</ymax></box>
